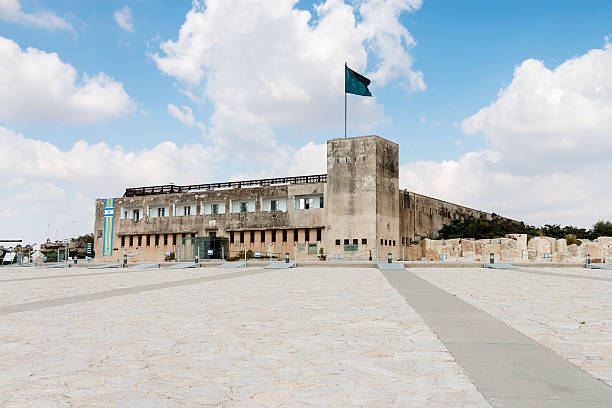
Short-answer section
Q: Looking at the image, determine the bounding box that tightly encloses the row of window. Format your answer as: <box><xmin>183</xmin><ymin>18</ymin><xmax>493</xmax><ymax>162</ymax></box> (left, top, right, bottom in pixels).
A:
<box><xmin>335</xmin><ymin>238</ymin><xmax>368</xmax><ymax>246</ymax></box>
<box><xmin>120</xmin><ymin>195</ymin><xmax>323</xmax><ymax>221</ymax></box>
<box><xmin>120</xmin><ymin>233</ymin><xmax>197</xmax><ymax>247</ymax></box>
<box><xmin>230</xmin><ymin>228</ymin><xmax>322</xmax><ymax>244</ymax></box>
<box><xmin>381</xmin><ymin>239</ymin><xmax>396</xmax><ymax>247</ymax></box>
<box><xmin>333</xmin><ymin>238</ymin><xmax>397</xmax><ymax>246</ymax></box>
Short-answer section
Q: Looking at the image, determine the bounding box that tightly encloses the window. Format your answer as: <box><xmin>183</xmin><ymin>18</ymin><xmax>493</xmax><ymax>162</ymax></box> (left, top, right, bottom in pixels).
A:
<box><xmin>191</xmin><ymin>233</ymin><xmax>195</xmax><ymax>238</ymax></box>
<box><xmin>261</xmin><ymin>230</ymin><xmax>265</xmax><ymax>242</ymax></box>
<box><xmin>146</xmin><ymin>235</ymin><xmax>150</xmax><ymax>246</ymax></box>
<box><xmin>155</xmin><ymin>234</ymin><xmax>159</xmax><ymax>246</ymax></box>
<box><xmin>129</xmin><ymin>236</ymin><xmax>133</xmax><ymax>246</ymax></box>
<box><xmin>344</xmin><ymin>239</ymin><xmax>349</xmax><ymax>245</ymax></box>
<box><xmin>123</xmin><ymin>211</ymin><xmax>128</xmax><ymax>219</ymax></box>
<box><xmin>250</xmin><ymin>231</ymin><xmax>255</xmax><ymax>243</ymax></box>
<box><xmin>136</xmin><ymin>236</ymin><xmax>141</xmax><ymax>246</ymax></box>
<box><xmin>393</xmin><ymin>240</ymin><xmax>396</xmax><ymax>246</ymax></box>
<box><xmin>230</xmin><ymin>231</ymin><xmax>235</xmax><ymax>244</ymax></box>
<box><xmin>316</xmin><ymin>228</ymin><xmax>321</xmax><ymax>242</ymax></box>
<box><xmin>121</xmin><ymin>236</ymin><xmax>125</xmax><ymax>247</ymax></box>
<box><xmin>271</xmin><ymin>230</ymin><xmax>276</xmax><ymax>243</ymax></box>
<box><xmin>240</xmin><ymin>202</ymin><xmax>248</xmax><ymax>213</ymax></box>
<box><xmin>319</xmin><ymin>196</ymin><xmax>324</xmax><ymax>208</ymax></box>
<box><xmin>336</xmin><ymin>239</ymin><xmax>341</xmax><ymax>245</ymax></box>
<box><xmin>240</xmin><ymin>231</ymin><xmax>244</xmax><ymax>244</ymax></box>
<box><xmin>380</xmin><ymin>239</ymin><xmax>383</xmax><ymax>245</ymax></box>
<box><xmin>362</xmin><ymin>238</ymin><xmax>367</xmax><ymax>245</ymax></box>
<box><xmin>133</xmin><ymin>209</ymin><xmax>140</xmax><ymax>221</ymax></box>
<box><xmin>164</xmin><ymin>234</ymin><xmax>168</xmax><ymax>245</ymax></box>
<box><xmin>172</xmin><ymin>234</ymin><xmax>177</xmax><ymax>245</ymax></box>
<box><xmin>294</xmin><ymin>229</ymin><xmax>298</xmax><ymax>242</ymax></box>
<box><xmin>353</xmin><ymin>239</ymin><xmax>358</xmax><ymax>245</ymax></box>
<box><xmin>402</xmin><ymin>237</ymin><xmax>405</xmax><ymax>245</ymax></box>
<box><xmin>282</xmin><ymin>229</ymin><xmax>287</xmax><ymax>242</ymax></box>
<box><xmin>158</xmin><ymin>207</ymin><xmax>165</xmax><ymax>217</ymax></box>
<box><xmin>184</xmin><ymin>206</ymin><xmax>191</xmax><ymax>216</ymax></box>
<box><xmin>385</xmin><ymin>239</ymin><xmax>388</xmax><ymax>245</ymax></box>
<box><xmin>271</xmin><ymin>200</ymin><xmax>278</xmax><ymax>211</ymax></box>
<box><xmin>211</xmin><ymin>203</ymin><xmax>219</xmax><ymax>214</ymax></box>
<box><xmin>305</xmin><ymin>229</ymin><xmax>310</xmax><ymax>242</ymax></box>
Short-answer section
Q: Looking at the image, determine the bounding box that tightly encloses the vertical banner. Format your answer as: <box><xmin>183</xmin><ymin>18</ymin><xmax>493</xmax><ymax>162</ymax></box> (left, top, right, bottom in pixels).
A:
<box><xmin>103</xmin><ymin>198</ymin><xmax>114</xmax><ymax>256</ymax></box>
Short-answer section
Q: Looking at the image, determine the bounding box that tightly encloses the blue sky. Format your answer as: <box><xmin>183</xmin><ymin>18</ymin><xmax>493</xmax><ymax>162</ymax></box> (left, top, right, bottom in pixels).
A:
<box><xmin>1</xmin><ymin>0</ymin><xmax>612</xmax><ymax>243</ymax></box>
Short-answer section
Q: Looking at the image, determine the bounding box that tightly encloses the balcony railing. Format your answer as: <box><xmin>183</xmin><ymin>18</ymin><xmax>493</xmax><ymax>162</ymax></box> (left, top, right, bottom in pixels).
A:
<box><xmin>124</xmin><ymin>174</ymin><xmax>327</xmax><ymax>197</ymax></box>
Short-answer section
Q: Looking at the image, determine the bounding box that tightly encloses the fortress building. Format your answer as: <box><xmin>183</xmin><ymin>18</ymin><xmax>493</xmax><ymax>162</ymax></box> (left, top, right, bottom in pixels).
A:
<box><xmin>93</xmin><ymin>135</ymin><xmax>498</xmax><ymax>262</ymax></box>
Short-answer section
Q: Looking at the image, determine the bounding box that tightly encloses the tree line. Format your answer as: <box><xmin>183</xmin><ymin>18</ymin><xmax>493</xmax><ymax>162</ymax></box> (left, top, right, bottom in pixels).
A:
<box><xmin>438</xmin><ymin>217</ymin><xmax>612</xmax><ymax>242</ymax></box>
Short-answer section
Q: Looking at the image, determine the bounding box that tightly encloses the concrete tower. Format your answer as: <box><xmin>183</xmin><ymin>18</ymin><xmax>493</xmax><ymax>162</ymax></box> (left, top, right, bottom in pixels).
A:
<box><xmin>325</xmin><ymin>135</ymin><xmax>399</xmax><ymax>261</ymax></box>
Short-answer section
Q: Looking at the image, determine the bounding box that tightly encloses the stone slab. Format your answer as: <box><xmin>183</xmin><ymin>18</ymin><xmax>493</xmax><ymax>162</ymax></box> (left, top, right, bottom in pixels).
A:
<box><xmin>217</xmin><ymin>262</ymin><xmax>246</xmax><ymax>268</ymax></box>
<box><xmin>382</xmin><ymin>270</ymin><xmax>612</xmax><ymax>407</ymax></box>
<box><xmin>264</xmin><ymin>262</ymin><xmax>296</xmax><ymax>269</ymax></box>
<box><xmin>484</xmin><ymin>263</ymin><xmax>518</xmax><ymax>269</ymax></box>
<box><xmin>377</xmin><ymin>263</ymin><xmax>405</xmax><ymax>270</ymax></box>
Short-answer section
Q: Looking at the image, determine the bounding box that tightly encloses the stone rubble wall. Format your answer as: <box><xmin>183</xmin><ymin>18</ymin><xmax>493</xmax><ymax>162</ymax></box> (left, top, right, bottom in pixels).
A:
<box><xmin>407</xmin><ymin>234</ymin><xmax>612</xmax><ymax>263</ymax></box>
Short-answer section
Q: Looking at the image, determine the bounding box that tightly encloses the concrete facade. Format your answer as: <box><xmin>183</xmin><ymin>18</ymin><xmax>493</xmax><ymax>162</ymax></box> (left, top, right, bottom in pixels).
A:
<box><xmin>94</xmin><ymin>135</ymin><xmax>497</xmax><ymax>263</ymax></box>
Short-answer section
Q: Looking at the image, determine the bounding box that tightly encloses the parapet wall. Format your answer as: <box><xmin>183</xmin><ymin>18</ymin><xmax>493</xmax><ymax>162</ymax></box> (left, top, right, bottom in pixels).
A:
<box><xmin>400</xmin><ymin>191</ymin><xmax>499</xmax><ymax>244</ymax></box>
<box><xmin>408</xmin><ymin>235</ymin><xmax>612</xmax><ymax>263</ymax></box>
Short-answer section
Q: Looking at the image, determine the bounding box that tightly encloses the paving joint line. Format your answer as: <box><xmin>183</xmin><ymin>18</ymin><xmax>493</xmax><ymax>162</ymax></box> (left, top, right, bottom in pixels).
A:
<box><xmin>382</xmin><ymin>269</ymin><xmax>612</xmax><ymax>407</ymax></box>
<box><xmin>0</xmin><ymin>268</ymin><xmax>269</xmax><ymax>316</ymax></box>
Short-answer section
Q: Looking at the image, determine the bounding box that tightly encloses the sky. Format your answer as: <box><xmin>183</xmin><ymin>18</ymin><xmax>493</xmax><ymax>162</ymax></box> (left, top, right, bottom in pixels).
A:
<box><xmin>1</xmin><ymin>0</ymin><xmax>611</xmax><ymax>245</ymax></box>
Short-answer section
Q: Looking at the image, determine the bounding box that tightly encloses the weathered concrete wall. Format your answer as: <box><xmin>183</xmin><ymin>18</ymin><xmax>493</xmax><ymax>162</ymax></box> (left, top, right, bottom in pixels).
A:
<box><xmin>325</xmin><ymin>136</ymin><xmax>378</xmax><ymax>260</ymax></box>
<box><xmin>375</xmin><ymin>137</ymin><xmax>400</xmax><ymax>260</ymax></box>
<box><xmin>399</xmin><ymin>191</ymin><xmax>497</xmax><ymax>245</ymax></box>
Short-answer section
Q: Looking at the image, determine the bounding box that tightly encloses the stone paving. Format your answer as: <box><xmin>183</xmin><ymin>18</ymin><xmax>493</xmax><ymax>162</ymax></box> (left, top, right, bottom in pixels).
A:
<box><xmin>413</xmin><ymin>267</ymin><xmax>612</xmax><ymax>387</ymax></box>
<box><xmin>0</xmin><ymin>267</ymin><xmax>489</xmax><ymax>407</ymax></box>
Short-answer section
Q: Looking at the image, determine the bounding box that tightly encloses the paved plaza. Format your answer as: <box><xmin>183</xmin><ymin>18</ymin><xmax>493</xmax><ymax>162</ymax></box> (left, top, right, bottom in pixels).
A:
<box><xmin>0</xmin><ymin>265</ymin><xmax>611</xmax><ymax>407</ymax></box>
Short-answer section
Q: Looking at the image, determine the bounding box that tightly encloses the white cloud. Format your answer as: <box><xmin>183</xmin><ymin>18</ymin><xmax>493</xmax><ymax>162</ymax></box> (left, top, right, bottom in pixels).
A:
<box><xmin>0</xmin><ymin>36</ymin><xmax>136</xmax><ymax>124</ymax></box>
<box><xmin>0</xmin><ymin>126</ymin><xmax>326</xmax><ymax>244</ymax></box>
<box><xmin>153</xmin><ymin>0</ymin><xmax>423</xmax><ymax>161</ymax></box>
<box><xmin>463</xmin><ymin>44</ymin><xmax>612</xmax><ymax>172</ymax></box>
<box><xmin>0</xmin><ymin>0</ymin><xmax>72</xmax><ymax>30</ymax></box>
<box><xmin>168</xmin><ymin>104</ymin><xmax>205</xmax><ymax>130</ymax></box>
<box><xmin>401</xmin><ymin>44</ymin><xmax>612</xmax><ymax>227</ymax></box>
<box><xmin>114</xmin><ymin>5</ymin><xmax>134</xmax><ymax>32</ymax></box>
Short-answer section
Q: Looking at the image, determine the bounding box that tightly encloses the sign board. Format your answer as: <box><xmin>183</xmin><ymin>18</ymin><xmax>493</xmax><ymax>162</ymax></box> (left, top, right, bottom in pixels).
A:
<box><xmin>2</xmin><ymin>252</ymin><xmax>16</xmax><ymax>262</ymax></box>
<box><xmin>333</xmin><ymin>254</ymin><xmax>340</xmax><ymax>260</ymax></box>
<box><xmin>254</xmin><ymin>251</ymin><xmax>261</xmax><ymax>258</ymax></box>
<box><xmin>344</xmin><ymin>245</ymin><xmax>358</xmax><ymax>252</ymax></box>
<box><xmin>86</xmin><ymin>243</ymin><xmax>93</xmax><ymax>255</ymax></box>
<box><xmin>208</xmin><ymin>220</ymin><xmax>216</xmax><ymax>227</ymax></box>
<box><xmin>440</xmin><ymin>254</ymin><xmax>447</xmax><ymax>260</ymax></box>
<box><xmin>128</xmin><ymin>252</ymin><xmax>134</xmax><ymax>258</ymax></box>
<box><xmin>165</xmin><ymin>251</ymin><xmax>171</xmax><ymax>256</ymax></box>
<box><xmin>308</xmin><ymin>243</ymin><xmax>318</xmax><ymax>254</ymax></box>
<box><xmin>543</xmin><ymin>253</ymin><xmax>550</xmax><ymax>258</ymax></box>
<box><xmin>207</xmin><ymin>249</ymin><xmax>214</xmax><ymax>255</ymax></box>
<box><xmin>62</xmin><ymin>239</ymin><xmax>70</xmax><ymax>244</ymax></box>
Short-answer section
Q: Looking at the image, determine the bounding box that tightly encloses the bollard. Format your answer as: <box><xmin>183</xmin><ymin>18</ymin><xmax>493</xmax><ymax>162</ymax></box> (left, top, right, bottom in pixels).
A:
<box><xmin>285</xmin><ymin>252</ymin><xmax>290</xmax><ymax>263</ymax></box>
<box><xmin>586</xmin><ymin>253</ymin><xmax>590</xmax><ymax>265</ymax></box>
<box><xmin>194</xmin><ymin>257</ymin><xmax>199</xmax><ymax>264</ymax></box>
<box><xmin>387</xmin><ymin>252</ymin><xmax>392</xmax><ymax>264</ymax></box>
<box><xmin>489</xmin><ymin>253</ymin><xmax>494</xmax><ymax>264</ymax></box>
<box><xmin>123</xmin><ymin>254</ymin><xmax>128</xmax><ymax>268</ymax></box>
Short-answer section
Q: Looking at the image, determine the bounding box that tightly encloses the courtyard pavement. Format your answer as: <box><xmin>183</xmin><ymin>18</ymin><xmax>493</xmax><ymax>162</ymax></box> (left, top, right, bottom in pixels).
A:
<box><xmin>0</xmin><ymin>265</ymin><xmax>610</xmax><ymax>407</ymax></box>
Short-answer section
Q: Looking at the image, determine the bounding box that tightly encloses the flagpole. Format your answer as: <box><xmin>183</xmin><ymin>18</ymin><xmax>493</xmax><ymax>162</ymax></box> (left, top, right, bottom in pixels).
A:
<box><xmin>344</xmin><ymin>62</ymin><xmax>347</xmax><ymax>138</ymax></box>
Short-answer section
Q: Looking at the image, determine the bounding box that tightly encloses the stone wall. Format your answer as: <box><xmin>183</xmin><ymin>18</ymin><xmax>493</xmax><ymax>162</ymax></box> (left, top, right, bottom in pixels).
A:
<box><xmin>408</xmin><ymin>234</ymin><xmax>612</xmax><ymax>263</ymax></box>
<box><xmin>399</xmin><ymin>191</ymin><xmax>501</xmax><ymax>245</ymax></box>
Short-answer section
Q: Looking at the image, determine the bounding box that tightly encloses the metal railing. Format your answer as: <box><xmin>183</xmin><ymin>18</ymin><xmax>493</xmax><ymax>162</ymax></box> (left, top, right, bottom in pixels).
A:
<box><xmin>124</xmin><ymin>174</ymin><xmax>327</xmax><ymax>197</ymax></box>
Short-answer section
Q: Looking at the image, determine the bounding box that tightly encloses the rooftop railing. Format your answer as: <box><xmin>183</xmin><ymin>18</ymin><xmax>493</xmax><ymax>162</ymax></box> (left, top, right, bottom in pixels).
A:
<box><xmin>123</xmin><ymin>174</ymin><xmax>327</xmax><ymax>197</ymax></box>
